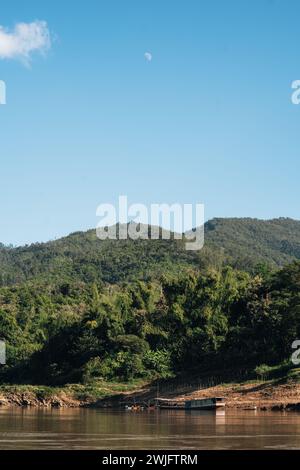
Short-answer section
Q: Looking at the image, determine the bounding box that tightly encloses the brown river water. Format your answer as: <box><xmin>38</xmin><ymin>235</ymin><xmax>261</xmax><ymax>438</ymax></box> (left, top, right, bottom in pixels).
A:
<box><xmin>0</xmin><ymin>407</ymin><xmax>299</xmax><ymax>450</ymax></box>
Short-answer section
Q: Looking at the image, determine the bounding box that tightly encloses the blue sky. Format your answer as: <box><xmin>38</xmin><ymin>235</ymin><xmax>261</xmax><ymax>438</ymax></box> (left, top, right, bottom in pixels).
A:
<box><xmin>0</xmin><ymin>0</ymin><xmax>300</xmax><ymax>245</ymax></box>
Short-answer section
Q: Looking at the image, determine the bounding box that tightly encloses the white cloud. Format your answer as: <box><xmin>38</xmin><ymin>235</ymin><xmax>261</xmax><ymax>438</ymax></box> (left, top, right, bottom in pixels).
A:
<box><xmin>0</xmin><ymin>21</ymin><xmax>51</xmax><ymax>64</ymax></box>
<box><xmin>144</xmin><ymin>52</ymin><xmax>152</xmax><ymax>62</ymax></box>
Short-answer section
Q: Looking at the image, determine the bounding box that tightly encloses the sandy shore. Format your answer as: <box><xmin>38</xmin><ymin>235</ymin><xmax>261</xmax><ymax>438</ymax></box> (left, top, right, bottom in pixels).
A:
<box><xmin>175</xmin><ymin>381</ymin><xmax>300</xmax><ymax>410</ymax></box>
<box><xmin>114</xmin><ymin>379</ymin><xmax>300</xmax><ymax>411</ymax></box>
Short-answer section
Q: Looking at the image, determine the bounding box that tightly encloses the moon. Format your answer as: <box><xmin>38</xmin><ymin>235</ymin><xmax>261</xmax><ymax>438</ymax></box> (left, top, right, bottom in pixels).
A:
<box><xmin>144</xmin><ymin>52</ymin><xmax>152</xmax><ymax>62</ymax></box>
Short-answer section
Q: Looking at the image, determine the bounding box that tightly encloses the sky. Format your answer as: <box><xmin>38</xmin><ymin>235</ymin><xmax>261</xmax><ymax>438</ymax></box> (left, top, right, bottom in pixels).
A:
<box><xmin>1</xmin><ymin>0</ymin><xmax>300</xmax><ymax>245</ymax></box>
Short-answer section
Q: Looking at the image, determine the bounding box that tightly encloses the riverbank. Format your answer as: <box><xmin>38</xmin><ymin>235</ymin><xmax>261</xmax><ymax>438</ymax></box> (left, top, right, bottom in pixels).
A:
<box><xmin>166</xmin><ymin>380</ymin><xmax>300</xmax><ymax>411</ymax></box>
<box><xmin>1</xmin><ymin>370</ymin><xmax>300</xmax><ymax>410</ymax></box>
<box><xmin>113</xmin><ymin>370</ymin><xmax>300</xmax><ymax>411</ymax></box>
<box><xmin>0</xmin><ymin>380</ymin><xmax>145</xmax><ymax>408</ymax></box>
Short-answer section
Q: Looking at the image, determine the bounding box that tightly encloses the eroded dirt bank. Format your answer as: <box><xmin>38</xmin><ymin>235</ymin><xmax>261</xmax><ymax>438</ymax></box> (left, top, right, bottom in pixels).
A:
<box><xmin>0</xmin><ymin>391</ymin><xmax>82</xmax><ymax>408</ymax></box>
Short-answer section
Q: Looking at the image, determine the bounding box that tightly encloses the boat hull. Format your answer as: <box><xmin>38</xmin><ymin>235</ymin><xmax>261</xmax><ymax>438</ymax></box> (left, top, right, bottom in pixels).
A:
<box><xmin>185</xmin><ymin>403</ymin><xmax>225</xmax><ymax>410</ymax></box>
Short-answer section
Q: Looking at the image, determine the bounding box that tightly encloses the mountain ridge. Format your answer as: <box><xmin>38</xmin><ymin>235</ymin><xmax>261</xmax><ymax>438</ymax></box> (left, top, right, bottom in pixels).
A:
<box><xmin>1</xmin><ymin>217</ymin><xmax>300</xmax><ymax>286</ymax></box>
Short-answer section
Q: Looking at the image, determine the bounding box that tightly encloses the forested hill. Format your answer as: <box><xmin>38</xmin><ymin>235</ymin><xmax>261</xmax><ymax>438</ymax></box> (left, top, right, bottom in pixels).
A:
<box><xmin>1</xmin><ymin>218</ymin><xmax>300</xmax><ymax>385</ymax></box>
<box><xmin>205</xmin><ymin>217</ymin><xmax>300</xmax><ymax>269</ymax></box>
<box><xmin>1</xmin><ymin>217</ymin><xmax>300</xmax><ymax>286</ymax></box>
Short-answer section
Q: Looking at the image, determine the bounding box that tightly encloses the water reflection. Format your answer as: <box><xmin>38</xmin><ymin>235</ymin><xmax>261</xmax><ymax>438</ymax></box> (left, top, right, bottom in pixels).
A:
<box><xmin>0</xmin><ymin>407</ymin><xmax>299</xmax><ymax>449</ymax></box>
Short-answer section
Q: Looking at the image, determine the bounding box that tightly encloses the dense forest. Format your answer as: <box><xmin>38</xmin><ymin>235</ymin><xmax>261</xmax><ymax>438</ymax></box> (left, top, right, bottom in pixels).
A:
<box><xmin>0</xmin><ymin>218</ymin><xmax>300</xmax><ymax>386</ymax></box>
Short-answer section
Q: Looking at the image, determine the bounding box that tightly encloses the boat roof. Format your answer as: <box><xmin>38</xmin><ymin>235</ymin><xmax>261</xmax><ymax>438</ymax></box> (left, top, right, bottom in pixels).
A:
<box><xmin>153</xmin><ymin>398</ymin><xmax>181</xmax><ymax>402</ymax></box>
<box><xmin>187</xmin><ymin>396</ymin><xmax>225</xmax><ymax>401</ymax></box>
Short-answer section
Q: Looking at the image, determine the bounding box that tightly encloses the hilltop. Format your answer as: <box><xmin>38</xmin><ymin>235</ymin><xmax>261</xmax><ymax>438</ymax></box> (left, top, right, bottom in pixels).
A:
<box><xmin>1</xmin><ymin>217</ymin><xmax>300</xmax><ymax>286</ymax></box>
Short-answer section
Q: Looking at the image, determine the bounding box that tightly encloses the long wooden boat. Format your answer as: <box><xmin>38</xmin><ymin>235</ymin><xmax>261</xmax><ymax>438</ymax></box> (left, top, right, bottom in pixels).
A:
<box><xmin>185</xmin><ymin>397</ymin><xmax>225</xmax><ymax>410</ymax></box>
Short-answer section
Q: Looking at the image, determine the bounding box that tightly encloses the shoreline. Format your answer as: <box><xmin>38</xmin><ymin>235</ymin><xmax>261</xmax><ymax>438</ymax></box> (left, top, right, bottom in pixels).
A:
<box><xmin>1</xmin><ymin>379</ymin><xmax>300</xmax><ymax>411</ymax></box>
